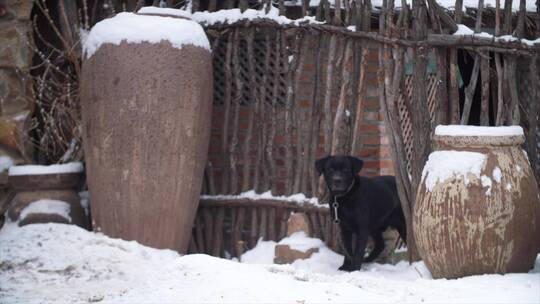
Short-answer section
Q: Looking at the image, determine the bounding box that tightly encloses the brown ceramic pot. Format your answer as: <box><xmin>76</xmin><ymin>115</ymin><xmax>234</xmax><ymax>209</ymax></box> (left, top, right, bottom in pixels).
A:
<box><xmin>7</xmin><ymin>169</ymin><xmax>88</xmax><ymax>229</ymax></box>
<box><xmin>414</xmin><ymin>128</ymin><xmax>540</xmax><ymax>279</ymax></box>
<box><xmin>80</xmin><ymin>13</ymin><xmax>212</xmax><ymax>252</ymax></box>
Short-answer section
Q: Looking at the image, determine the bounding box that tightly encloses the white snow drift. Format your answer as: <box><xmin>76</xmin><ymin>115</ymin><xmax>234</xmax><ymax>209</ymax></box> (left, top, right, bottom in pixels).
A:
<box><xmin>1</xmin><ymin>223</ymin><xmax>539</xmax><ymax>303</ymax></box>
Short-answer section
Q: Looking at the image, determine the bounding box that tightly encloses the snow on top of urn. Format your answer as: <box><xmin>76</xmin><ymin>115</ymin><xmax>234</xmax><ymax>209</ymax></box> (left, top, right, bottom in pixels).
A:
<box><xmin>83</xmin><ymin>10</ymin><xmax>210</xmax><ymax>59</ymax></box>
<box><xmin>435</xmin><ymin>125</ymin><xmax>524</xmax><ymax>137</ymax></box>
<box><xmin>422</xmin><ymin>151</ymin><xmax>486</xmax><ymax>192</ymax></box>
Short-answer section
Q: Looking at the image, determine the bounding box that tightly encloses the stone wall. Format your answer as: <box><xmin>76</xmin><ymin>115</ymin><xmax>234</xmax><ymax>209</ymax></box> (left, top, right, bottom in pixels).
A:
<box><xmin>0</xmin><ymin>0</ymin><xmax>34</xmax><ymax>165</ymax></box>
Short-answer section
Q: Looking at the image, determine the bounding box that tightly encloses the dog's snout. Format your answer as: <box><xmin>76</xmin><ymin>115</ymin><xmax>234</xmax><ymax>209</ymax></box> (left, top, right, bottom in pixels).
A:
<box><xmin>332</xmin><ymin>176</ymin><xmax>344</xmax><ymax>183</ymax></box>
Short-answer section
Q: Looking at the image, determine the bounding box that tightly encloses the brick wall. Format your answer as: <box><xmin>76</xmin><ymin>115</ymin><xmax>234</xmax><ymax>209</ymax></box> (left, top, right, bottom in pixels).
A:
<box><xmin>204</xmin><ymin>35</ymin><xmax>394</xmax><ymax>196</ymax></box>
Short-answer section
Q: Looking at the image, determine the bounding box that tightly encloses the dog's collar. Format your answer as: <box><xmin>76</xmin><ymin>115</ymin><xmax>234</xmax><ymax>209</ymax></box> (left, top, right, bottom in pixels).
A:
<box><xmin>330</xmin><ymin>179</ymin><xmax>355</xmax><ymax>224</ymax></box>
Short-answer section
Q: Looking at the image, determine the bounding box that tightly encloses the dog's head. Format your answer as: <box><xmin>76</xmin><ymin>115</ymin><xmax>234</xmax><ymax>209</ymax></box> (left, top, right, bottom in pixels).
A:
<box><xmin>315</xmin><ymin>155</ymin><xmax>363</xmax><ymax>195</ymax></box>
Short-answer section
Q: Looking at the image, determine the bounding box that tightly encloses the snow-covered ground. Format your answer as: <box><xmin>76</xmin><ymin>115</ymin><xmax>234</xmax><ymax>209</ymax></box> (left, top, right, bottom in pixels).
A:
<box><xmin>1</xmin><ymin>223</ymin><xmax>539</xmax><ymax>304</ymax></box>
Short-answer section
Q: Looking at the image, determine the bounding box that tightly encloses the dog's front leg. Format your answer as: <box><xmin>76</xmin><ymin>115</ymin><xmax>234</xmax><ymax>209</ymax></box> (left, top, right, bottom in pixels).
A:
<box><xmin>353</xmin><ymin>229</ymin><xmax>369</xmax><ymax>270</ymax></box>
<box><xmin>339</xmin><ymin>226</ymin><xmax>354</xmax><ymax>271</ymax></box>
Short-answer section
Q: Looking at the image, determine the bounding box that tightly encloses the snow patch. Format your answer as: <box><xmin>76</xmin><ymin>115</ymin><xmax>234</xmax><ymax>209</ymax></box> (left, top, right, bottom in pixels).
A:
<box><xmin>19</xmin><ymin>199</ymin><xmax>71</xmax><ymax>222</ymax></box>
<box><xmin>422</xmin><ymin>151</ymin><xmax>486</xmax><ymax>192</ymax></box>
<box><xmin>201</xmin><ymin>190</ymin><xmax>325</xmax><ymax>208</ymax></box>
<box><xmin>435</xmin><ymin>125</ymin><xmax>524</xmax><ymax>137</ymax></box>
<box><xmin>506</xmin><ymin>183</ymin><xmax>513</xmax><ymax>191</ymax></box>
<box><xmin>452</xmin><ymin>25</ymin><xmax>539</xmax><ymax>46</ymax></box>
<box><xmin>1</xmin><ymin>223</ymin><xmax>539</xmax><ymax>303</ymax></box>
<box><xmin>83</xmin><ymin>11</ymin><xmax>210</xmax><ymax>59</ymax></box>
<box><xmin>241</xmin><ymin>238</ymin><xmax>277</xmax><ymax>264</ymax></box>
<box><xmin>8</xmin><ymin>162</ymin><xmax>83</xmax><ymax>176</ymax></box>
<box><xmin>79</xmin><ymin>191</ymin><xmax>90</xmax><ymax>216</ymax></box>
<box><xmin>493</xmin><ymin>167</ymin><xmax>502</xmax><ymax>183</ymax></box>
<box><xmin>481</xmin><ymin>175</ymin><xmax>492</xmax><ymax>196</ymax></box>
<box><xmin>277</xmin><ymin>231</ymin><xmax>325</xmax><ymax>253</ymax></box>
<box><xmin>287</xmin><ymin>0</ymin><xmax>537</xmax><ymax>11</ymax></box>
<box><xmin>190</xmin><ymin>6</ymin><xmax>321</xmax><ymax>27</ymax></box>
<box><xmin>0</xmin><ymin>155</ymin><xmax>14</xmax><ymax>172</ymax></box>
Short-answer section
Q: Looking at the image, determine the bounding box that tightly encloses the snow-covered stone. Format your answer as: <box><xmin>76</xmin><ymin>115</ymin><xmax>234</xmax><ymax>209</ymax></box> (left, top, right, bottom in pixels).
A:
<box><xmin>8</xmin><ymin>162</ymin><xmax>83</xmax><ymax>176</ymax></box>
<box><xmin>19</xmin><ymin>199</ymin><xmax>72</xmax><ymax>223</ymax></box>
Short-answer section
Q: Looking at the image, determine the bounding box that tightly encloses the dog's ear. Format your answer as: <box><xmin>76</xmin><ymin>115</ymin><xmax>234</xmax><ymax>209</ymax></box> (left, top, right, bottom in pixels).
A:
<box><xmin>348</xmin><ymin>156</ymin><xmax>364</xmax><ymax>175</ymax></box>
<box><xmin>315</xmin><ymin>156</ymin><xmax>331</xmax><ymax>176</ymax></box>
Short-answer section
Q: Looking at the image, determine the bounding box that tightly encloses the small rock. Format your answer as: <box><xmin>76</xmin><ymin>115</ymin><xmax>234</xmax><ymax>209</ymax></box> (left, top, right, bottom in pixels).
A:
<box><xmin>274</xmin><ymin>244</ymin><xmax>319</xmax><ymax>264</ymax></box>
<box><xmin>286</xmin><ymin>212</ymin><xmax>311</xmax><ymax>237</ymax></box>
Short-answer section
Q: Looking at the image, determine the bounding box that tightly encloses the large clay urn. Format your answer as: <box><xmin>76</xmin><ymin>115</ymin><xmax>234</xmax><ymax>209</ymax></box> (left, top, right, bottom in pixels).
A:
<box><xmin>80</xmin><ymin>8</ymin><xmax>212</xmax><ymax>252</ymax></box>
<box><xmin>414</xmin><ymin>125</ymin><xmax>540</xmax><ymax>279</ymax></box>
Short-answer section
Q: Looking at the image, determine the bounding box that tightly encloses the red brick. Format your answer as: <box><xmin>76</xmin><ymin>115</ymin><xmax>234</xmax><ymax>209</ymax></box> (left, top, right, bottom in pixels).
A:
<box><xmin>298</xmin><ymin>99</ymin><xmax>312</xmax><ymax>108</ymax></box>
<box><xmin>299</xmin><ymin>74</ymin><xmax>312</xmax><ymax>83</ymax></box>
<box><xmin>378</xmin><ymin>160</ymin><xmax>394</xmax><ymax>169</ymax></box>
<box><xmin>363</xmin><ymin>135</ymin><xmax>381</xmax><ymax>146</ymax></box>
<box><xmin>274</xmin><ymin>135</ymin><xmax>285</xmax><ymax>145</ymax></box>
<box><xmin>303</xmin><ymin>63</ymin><xmax>315</xmax><ymax>71</ymax></box>
<box><xmin>380</xmin><ymin>168</ymin><xmax>395</xmax><ymax>175</ymax></box>
<box><xmin>366</xmin><ymin>75</ymin><xmax>379</xmax><ymax>86</ymax></box>
<box><xmin>358</xmin><ymin>148</ymin><xmax>378</xmax><ymax>158</ymax></box>
<box><xmin>366</xmin><ymin>50</ymin><xmax>379</xmax><ymax>62</ymax></box>
<box><xmin>364</xmin><ymin>111</ymin><xmax>377</xmax><ymax>121</ymax></box>
<box><xmin>366</xmin><ymin>64</ymin><xmax>379</xmax><ymax>73</ymax></box>
<box><xmin>359</xmin><ymin>123</ymin><xmax>381</xmax><ymax>134</ymax></box>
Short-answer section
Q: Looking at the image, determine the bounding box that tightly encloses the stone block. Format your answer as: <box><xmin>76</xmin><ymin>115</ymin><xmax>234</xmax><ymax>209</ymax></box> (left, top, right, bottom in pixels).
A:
<box><xmin>7</xmin><ymin>189</ymin><xmax>89</xmax><ymax>229</ymax></box>
<box><xmin>286</xmin><ymin>212</ymin><xmax>311</xmax><ymax>237</ymax></box>
<box><xmin>274</xmin><ymin>244</ymin><xmax>319</xmax><ymax>264</ymax></box>
<box><xmin>0</xmin><ymin>21</ymin><xmax>32</xmax><ymax>68</ymax></box>
<box><xmin>4</xmin><ymin>0</ymin><xmax>33</xmax><ymax>21</ymax></box>
<box><xmin>0</xmin><ymin>69</ymin><xmax>32</xmax><ymax>116</ymax></box>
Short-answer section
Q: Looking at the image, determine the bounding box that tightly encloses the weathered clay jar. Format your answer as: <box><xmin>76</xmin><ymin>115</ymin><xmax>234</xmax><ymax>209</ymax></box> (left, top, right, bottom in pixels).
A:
<box><xmin>414</xmin><ymin>126</ymin><xmax>540</xmax><ymax>279</ymax></box>
<box><xmin>80</xmin><ymin>10</ymin><xmax>212</xmax><ymax>252</ymax></box>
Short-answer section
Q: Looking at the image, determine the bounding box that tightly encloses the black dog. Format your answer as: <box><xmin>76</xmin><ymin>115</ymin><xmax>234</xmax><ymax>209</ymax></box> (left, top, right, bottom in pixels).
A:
<box><xmin>316</xmin><ymin>155</ymin><xmax>406</xmax><ymax>271</ymax></box>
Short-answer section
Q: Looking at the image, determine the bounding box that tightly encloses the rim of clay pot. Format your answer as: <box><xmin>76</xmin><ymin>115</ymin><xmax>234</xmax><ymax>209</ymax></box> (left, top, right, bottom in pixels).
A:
<box><xmin>434</xmin><ymin>134</ymin><xmax>525</xmax><ymax>147</ymax></box>
<box><xmin>433</xmin><ymin>125</ymin><xmax>525</xmax><ymax>147</ymax></box>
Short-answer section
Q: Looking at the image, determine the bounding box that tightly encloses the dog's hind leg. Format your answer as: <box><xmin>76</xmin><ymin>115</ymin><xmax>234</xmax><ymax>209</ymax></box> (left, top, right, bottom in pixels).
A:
<box><xmin>364</xmin><ymin>231</ymin><xmax>385</xmax><ymax>263</ymax></box>
<box><xmin>396</xmin><ymin>223</ymin><xmax>407</xmax><ymax>245</ymax></box>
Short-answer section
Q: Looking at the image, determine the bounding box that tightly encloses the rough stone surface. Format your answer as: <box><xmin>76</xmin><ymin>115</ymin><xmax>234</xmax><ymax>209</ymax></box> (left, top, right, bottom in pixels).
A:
<box><xmin>414</xmin><ymin>133</ymin><xmax>540</xmax><ymax>279</ymax></box>
<box><xmin>81</xmin><ymin>40</ymin><xmax>212</xmax><ymax>253</ymax></box>
<box><xmin>0</xmin><ymin>0</ymin><xmax>34</xmax><ymax>165</ymax></box>
<box><xmin>2</xmin><ymin>0</ymin><xmax>33</xmax><ymax>21</ymax></box>
<box><xmin>0</xmin><ymin>68</ymin><xmax>32</xmax><ymax>116</ymax></box>
<box><xmin>7</xmin><ymin>189</ymin><xmax>89</xmax><ymax>229</ymax></box>
<box><xmin>0</xmin><ymin>21</ymin><xmax>32</xmax><ymax>68</ymax></box>
<box><xmin>274</xmin><ymin>244</ymin><xmax>319</xmax><ymax>264</ymax></box>
<box><xmin>286</xmin><ymin>212</ymin><xmax>312</xmax><ymax>237</ymax></box>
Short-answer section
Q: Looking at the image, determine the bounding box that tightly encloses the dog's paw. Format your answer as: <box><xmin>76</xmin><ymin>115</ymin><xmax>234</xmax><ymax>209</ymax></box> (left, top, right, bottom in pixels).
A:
<box><xmin>338</xmin><ymin>264</ymin><xmax>355</xmax><ymax>272</ymax></box>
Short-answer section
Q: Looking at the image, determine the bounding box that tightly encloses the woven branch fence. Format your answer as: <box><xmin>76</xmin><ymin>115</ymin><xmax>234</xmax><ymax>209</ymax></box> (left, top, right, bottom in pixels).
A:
<box><xmin>195</xmin><ymin>0</ymin><xmax>540</xmax><ymax>260</ymax></box>
<box><xmin>29</xmin><ymin>0</ymin><xmax>539</xmax><ymax>258</ymax></box>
